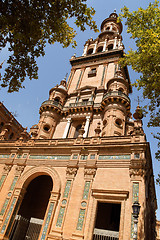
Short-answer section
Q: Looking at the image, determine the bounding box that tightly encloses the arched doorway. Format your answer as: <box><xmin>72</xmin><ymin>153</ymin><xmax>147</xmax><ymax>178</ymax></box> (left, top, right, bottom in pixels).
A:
<box><xmin>9</xmin><ymin>175</ymin><xmax>53</xmax><ymax>240</ymax></box>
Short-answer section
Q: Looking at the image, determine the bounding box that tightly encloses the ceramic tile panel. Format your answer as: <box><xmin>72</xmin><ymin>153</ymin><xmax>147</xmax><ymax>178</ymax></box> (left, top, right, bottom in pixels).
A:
<box><xmin>76</xmin><ymin>209</ymin><xmax>86</xmax><ymax>230</ymax></box>
<box><xmin>1</xmin><ymin>197</ymin><xmax>17</xmax><ymax>234</ymax></box>
<box><xmin>40</xmin><ymin>202</ymin><xmax>54</xmax><ymax>240</ymax></box>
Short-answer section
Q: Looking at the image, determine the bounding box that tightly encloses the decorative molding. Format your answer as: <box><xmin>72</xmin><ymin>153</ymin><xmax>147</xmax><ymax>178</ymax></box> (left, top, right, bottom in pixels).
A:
<box><xmin>92</xmin><ymin>189</ymin><xmax>129</xmax><ymax>200</ymax></box>
<box><xmin>66</xmin><ymin>167</ymin><xmax>78</xmax><ymax>178</ymax></box>
<box><xmin>3</xmin><ymin>164</ymin><xmax>12</xmax><ymax>174</ymax></box>
<box><xmin>99</xmin><ymin>154</ymin><xmax>131</xmax><ymax>160</ymax></box>
<box><xmin>15</xmin><ymin>165</ymin><xmax>25</xmax><ymax>176</ymax></box>
<box><xmin>129</xmin><ymin>159</ymin><xmax>146</xmax><ymax>177</ymax></box>
<box><xmin>84</xmin><ymin>168</ymin><xmax>96</xmax><ymax>178</ymax></box>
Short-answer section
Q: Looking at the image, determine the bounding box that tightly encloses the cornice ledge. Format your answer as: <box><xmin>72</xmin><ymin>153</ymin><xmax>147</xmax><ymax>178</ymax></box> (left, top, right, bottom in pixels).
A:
<box><xmin>92</xmin><ymin>189</ymin><xmax>129</xmax><ymax>200</ymax></box>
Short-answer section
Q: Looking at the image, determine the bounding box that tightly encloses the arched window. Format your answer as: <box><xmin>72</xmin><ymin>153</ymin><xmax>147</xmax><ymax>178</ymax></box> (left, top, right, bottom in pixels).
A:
<box><xmin>54</xmin><ymin>97</ymin><xmax>60</xmax><ymax>103</ymax></box>
<box><xmin>108</xmin><ymin>44</ymin><xmax>113</xmax><ymax>51</ymax></box>
<box><xmin>118</xmin><ymin>88</ymin><xmax>124</xmax><ymax>93</ymax></box>
<box><xmin>74</xmin><ymin>124</ymin><xmax>82</xmax><ymax>138</ymax></box>
<box><xmin>87</xmin><ymin>48</ymin><xmax>93</xmax><ymax>55</ymax></box>
<box><xmin>106</xmin><ymin>27</ymin><xmax>110</xmax><ymax>31</ymax></box>
<box><xmin>97</xmin><ymin>46</ymin><xmax>103</xmax><ymax>53</ymax></box>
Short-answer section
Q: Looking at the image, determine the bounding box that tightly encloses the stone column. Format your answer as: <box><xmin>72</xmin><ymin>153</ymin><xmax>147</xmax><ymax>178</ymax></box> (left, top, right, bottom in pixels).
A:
<box><xmin>103</xmin><ymin>39</ymin><xmax>107</xmax><ymax>52</ymax></box>
<box><xmin>113</xmin><ymin>37</ymin><xmax>117</xmax><ymax>49</ymax></box>
<box><xmin>83</xmin><ymin>116</ymin><xmax>90</xmax><ymax>138</ymax></box>
<box><xmin>82</xmin><ymin>43</ymin><xmax>89</xmax><ymax>56</ymax></box>
<box><xmin>118</xmin><ymin>39</ymin><xmax>121</xmax><ymax>48</ymax></box>
<box><xmin>93</xmin><ymin>41</ymin><xmax>97</xmax><ymax>54</ymax></box>
<box><xmin>62</xmin><ymin>118</ymin><xmax>71</xmax><ymax>138</ymax></box>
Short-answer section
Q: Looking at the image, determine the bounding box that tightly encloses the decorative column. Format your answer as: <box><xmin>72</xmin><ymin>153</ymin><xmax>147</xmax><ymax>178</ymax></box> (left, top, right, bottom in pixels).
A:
<box><xmin>82</xmin><ymin>43</ymin><xmax>89</xmax><ymax>56</ymax></box>
<box><xmin>118</xmin><ymin>39</ymin><xmax>121</xmax><ymax>48</ymax></box>
<box><xmin>113</xmin><ymin>36</ymin><xmax>117</xmax><ymax>49</ymax></box>
<box><xmin>93</xmin><ymin>41</ymin><xmax>98</xmax><ymax>54</ymax></box>
<box><xmin>62</xmin><ymin>118</ymin><xmax>71</xmax><ymax>138</ymax></box>
<box><xmin>83</xmin><ymin>116</ymin><xmax>90</xmax><ymax>138</ymax></box>
<box><xmin>103</xmin><ymin>39</ymin><xmax>107</xmax><ymax>52</ymax></box>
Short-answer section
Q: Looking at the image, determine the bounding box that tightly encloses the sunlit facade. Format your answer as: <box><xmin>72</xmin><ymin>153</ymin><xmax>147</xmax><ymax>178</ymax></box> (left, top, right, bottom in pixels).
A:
<box><xmin>0</xmin><ymin>12</ymin><xmax>157</xmax><ymax>240</ymax></box>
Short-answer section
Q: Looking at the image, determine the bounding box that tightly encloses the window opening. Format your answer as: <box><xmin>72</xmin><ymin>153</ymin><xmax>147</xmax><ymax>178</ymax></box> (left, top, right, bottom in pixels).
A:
<box><xmin>43</xmin><ymin>125</ymin><xmax>50</xmax><ymax>132</ymax></box>
<box><xmin>88</xmin><ymin>68</ymin><xmax>97</xmax><ymax>77</ymax></box>
<box><xmin>93</xmin><ymin>202</ymin><xmax>121</xmax><ymax>240</ymax></box>
<box><xmin>74</xmin><ymin>124</ymin><xmax>82</xmax><ymax>138</ymax></box>
<box><xmin>87</xmin><ymin>48</ymin><xmax>93</xmax><ymax>55</ymax></box>
<box><xmin>108</xmin><ymin>44</ymin><xmax>113</xmax><ymax>51</ymax></box>
<box><xmin>97</xmin><ymin>46</ymin><xmax>103</xmax><ymax>53</ymax></box>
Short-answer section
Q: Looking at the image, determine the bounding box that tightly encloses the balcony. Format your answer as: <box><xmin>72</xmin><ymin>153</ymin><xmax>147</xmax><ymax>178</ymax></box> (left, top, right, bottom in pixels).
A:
<box><xmin>69</xmin><ymin>101</ymin><xmax>94</xmax><ymax>108</ymax></box>
<box><xmin>41</xmin><ymin>100</ymin><xmax>63</xmax><ymax>109</ymax></box>
<box><xmin>93</xmin><ymin>228</ymin><xmax>119</xmax><ymax>240</ymax></box>
<box><xmin>103</xmin><ymin>91</ymin><xmax>130</xmax><ymax>103</ymax></box>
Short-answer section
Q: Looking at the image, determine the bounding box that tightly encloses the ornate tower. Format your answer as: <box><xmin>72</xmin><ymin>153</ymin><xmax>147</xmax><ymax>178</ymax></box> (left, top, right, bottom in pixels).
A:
<box><xmin>0</xmin><ymin>12</ymin><xmax>157</xmax><ymax>240</ymax></box>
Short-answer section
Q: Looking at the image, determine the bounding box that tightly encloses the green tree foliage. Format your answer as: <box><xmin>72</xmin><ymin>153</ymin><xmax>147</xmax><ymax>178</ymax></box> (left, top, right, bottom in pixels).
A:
<box><xmin>120</xmin><ymin>1</ymin><xmax>160</xmax><ymax>180</ymax></box>
<box><xmin>0</xmin><ymin>0</ymin><xmax>98</xmax><ymax>92</ymax></box>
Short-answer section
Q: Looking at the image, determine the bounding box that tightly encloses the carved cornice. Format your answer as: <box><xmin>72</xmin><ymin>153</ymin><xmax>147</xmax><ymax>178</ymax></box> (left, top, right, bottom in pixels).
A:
<box><xmin>129</xmin><ymin>159</ymin><xmax>147</xmax><ymax>177</ymax></box>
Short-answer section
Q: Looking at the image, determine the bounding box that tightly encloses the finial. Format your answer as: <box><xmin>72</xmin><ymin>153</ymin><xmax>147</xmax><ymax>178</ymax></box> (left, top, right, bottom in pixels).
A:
<box><xmin>114</xmin><ymin>9</ymin><xmax>116</xmax><ymax>13</ymax></box>
<box><xmin>64</xmin><ymin>73</ymin><xmax>68</xmax><ymax>81</ymax></box>
<box><xmin>137</xmin><ymin>96</ymin><xmax>140</xmax><ymax>106</ymax></box>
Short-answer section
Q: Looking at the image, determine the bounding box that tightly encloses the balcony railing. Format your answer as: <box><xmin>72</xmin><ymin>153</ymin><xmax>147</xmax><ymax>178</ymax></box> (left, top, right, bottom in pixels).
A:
<box><xmin>103</xmin><ymin>91</ymin><xmax>130</xmax><ymax>103</ymax></box>
<box><xmin>69</xmin><ymin>101</ymin><xmax>94</xmax><ymax>107</ymax></box>
<box><xmin>93</xmin><ymin>228</ymin><xmax>119</xmax><ymax>240</ymax></box>
<box><xmin>41</xmin><ymin>100</ymin><xmax>63</xmax><ymax>109</ymax></box>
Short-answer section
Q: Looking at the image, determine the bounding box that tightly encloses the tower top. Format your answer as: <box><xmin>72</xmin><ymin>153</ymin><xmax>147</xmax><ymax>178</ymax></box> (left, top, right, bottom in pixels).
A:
<box><xmin>100</xmin><ymin>11</ymin><xmax>122</xmax><ymax>34</ymax></box>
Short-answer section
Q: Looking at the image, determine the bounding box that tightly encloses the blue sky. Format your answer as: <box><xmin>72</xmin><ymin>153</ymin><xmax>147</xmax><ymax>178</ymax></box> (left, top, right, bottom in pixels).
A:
<box><xmin>1</xmin><ymin>0</ymin><xmax>160</xmax><ymax>219</ymax></box>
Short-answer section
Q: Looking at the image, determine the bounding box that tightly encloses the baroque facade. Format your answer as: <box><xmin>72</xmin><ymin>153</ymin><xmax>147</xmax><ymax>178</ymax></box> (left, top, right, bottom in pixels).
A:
<box><xmin>0</xmin><ymin>12</ymin><xmax>157</xmax><ymax>240</ymax></box>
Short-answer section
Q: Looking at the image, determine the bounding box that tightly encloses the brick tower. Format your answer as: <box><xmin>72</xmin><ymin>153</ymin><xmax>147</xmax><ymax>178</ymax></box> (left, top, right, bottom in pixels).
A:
<box><xmin>0</xmin><ymin>12</ymin><xmax>157</xmax><ymax>240</ymax></box>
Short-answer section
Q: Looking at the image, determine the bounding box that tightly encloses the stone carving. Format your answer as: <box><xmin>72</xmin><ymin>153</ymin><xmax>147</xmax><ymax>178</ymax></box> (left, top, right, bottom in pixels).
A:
<box><xmin>15</xmin><ymin>165</ymin><xmax>25</xmax><ymax>175</ymax></box>
<box><xmin>3</xmin><ymin>164</ymin><xmax>12</xmax><ymax>174</ymax></box>
<box><xmin>66</xmin><ymin>167</ymin><xmax>77</xmax><ymax>177</ymax></box>
<box><xmin>84</xmin><ymin>168</ymin><xmax>96</xmax><ymax>177</ymax></box>
<box><xmin>129</xmin><ymin>160</ymin><xmax>146</xmax><ymax>177</ymax></box>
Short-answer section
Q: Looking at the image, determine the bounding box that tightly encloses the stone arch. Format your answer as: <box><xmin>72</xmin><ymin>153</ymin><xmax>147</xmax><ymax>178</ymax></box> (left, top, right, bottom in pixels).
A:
<box><xmin>16</xmin><ymin>166</ymin><xmax>61</xmax><ymax>193</ymax></box>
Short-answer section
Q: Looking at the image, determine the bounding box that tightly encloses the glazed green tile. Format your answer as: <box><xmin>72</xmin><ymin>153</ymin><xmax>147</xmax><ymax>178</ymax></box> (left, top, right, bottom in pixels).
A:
<box><xmin>76</xmin><ymin>209</ymin><xmax>86</xmax><ymax>230</ymax></box>
<box><xmin>40</xmin><ymin>202</ymin><xmax>54</xmax><ymax>240</ymax></box>
<box><xmin>63</xmin><ymin>180</ymin><xmax>71</xmax><ymax>198</ymax></box>
<box><xmin>83</xmin><ymin>181</ymin><xmax>91</xmax><ymax>200</ymax></box>
<box><xmin>56</xmin><ymin>207</ymin><xmax>65</xmax><ymax>227</ymax></box>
